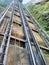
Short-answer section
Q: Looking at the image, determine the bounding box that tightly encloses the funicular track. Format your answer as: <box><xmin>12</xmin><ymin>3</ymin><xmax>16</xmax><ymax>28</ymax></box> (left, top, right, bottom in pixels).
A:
<box><xmin>0</xmin><ymin>0</ymin><xmax>49</xmax><ymax>65</ymax></box>
<box><xmin>0</xmin><ymin>1</ymin><xmax>14</xmax><ymax>65</ymax></box>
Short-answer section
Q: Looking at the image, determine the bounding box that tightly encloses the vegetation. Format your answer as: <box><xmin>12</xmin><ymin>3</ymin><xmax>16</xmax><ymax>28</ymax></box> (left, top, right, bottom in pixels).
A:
<box><xmin>0</xmin><ymin>0</ymin><xmax>12</xmax><ymax>7</ymax></box>
<box><xmin>0</xmin><ymin>6</ymin><xmax>5</xmax><ymax>13</ymax></box>
<box><xmin>28</xmin><ymin>2</ymin><xmax>49</xmax><ymax>35</ymax></box>
<box><xmin>0</xmin><ymin>0</ymin><xmax>12</xmax><ymax>13</ymax></box>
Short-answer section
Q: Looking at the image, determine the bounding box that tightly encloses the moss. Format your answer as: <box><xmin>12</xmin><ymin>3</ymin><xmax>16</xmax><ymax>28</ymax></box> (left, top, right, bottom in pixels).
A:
<box><xmin>0</xmin><ymin>6</ymin><xmax>5</xmax><ymax>13</ymax></box>
<box><xmin>0</xmin><ymin>36</ymin><xmax>3</xmax><ymax>46</ymax></box>
<box><xmin>28</xmin><ymin>1</ymin><xmax>49</xmax><ymax>35</ymax></box>
<box><xmin>47</xmin><ymin>31</ymin><xmax>49</xmax><ymax>34</ymax></box>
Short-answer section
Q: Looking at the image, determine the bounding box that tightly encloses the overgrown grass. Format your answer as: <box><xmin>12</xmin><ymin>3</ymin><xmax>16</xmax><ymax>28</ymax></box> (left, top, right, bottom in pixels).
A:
<box><xmin>0</xmin><ymin>6</ymin><xmax>5</xmax><ymax>13</ymax></box>
<box><xmin>28</xmin><ymin>2</ymin><xmax>49</xmax><ymax>35</ymax></box>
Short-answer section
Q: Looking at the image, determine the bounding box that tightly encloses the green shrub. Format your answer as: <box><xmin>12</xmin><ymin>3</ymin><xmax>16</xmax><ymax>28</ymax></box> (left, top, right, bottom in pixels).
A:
<box><xmin>28</xmin><ymin>1</ymin><xmax>49</xmax><ymax>35</ymax></box>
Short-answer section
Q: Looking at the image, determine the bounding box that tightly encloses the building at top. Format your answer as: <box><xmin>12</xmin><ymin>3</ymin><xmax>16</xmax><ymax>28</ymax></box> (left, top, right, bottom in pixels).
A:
<box><xmin>18</xmin><ymin>0</ymin><xmax>23</xmax><ymax>3</ymax></box>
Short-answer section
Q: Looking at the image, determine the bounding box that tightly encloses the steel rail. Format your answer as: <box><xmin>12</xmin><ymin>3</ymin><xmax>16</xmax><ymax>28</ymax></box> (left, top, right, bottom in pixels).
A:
<box><xmin>22</xmin><ymin>5</ymin><xmax>49</xmax><ymax>47</ymax></box>
<box><xmin>18</xmin><ymin>2</ymin><xmax>36</xmax><ymax>65</ymax></box>
<box><xmin>0</xmin><ymin>1</ymin><xmax>14</xmax><ymax>26</ymax></box>
<box><xmin>3</xmin><ymin>6</ymin><xmax>14</xmax><ymax>65</ymax></box>
<box><xmin>22</xmin><ymin>5</ymin><xmax>47</xmax><ymax>65</ymax></box>
<box><xmin>0</xmin><ymin>1</ymin><xmax>48</xmax><ymax>65</ymax></box>
<box><xmin>3</xmin><ymin>27</ymin><xmax>11</xmax><ymax>65</ymax></box>
<box><xmin>0</xmin><ymin>3</ymin><xmax>14</xmax><ymax>65</ymax></box>
<box><xmin>0</xmin><ymin>3</ymin><xmax>14</xmax><ymax>56</ymax></box>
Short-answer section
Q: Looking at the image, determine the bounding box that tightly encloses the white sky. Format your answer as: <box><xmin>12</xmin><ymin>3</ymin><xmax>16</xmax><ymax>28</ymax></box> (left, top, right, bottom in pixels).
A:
<box><xmin>23</xmin><ymin>0</ymin><xmax>41</xmax><ymax>4</ymax></box>
<box><xmin>23</xmin><ymin>0</ymin><xmax>31</xmax><ymax>4</ymax></box>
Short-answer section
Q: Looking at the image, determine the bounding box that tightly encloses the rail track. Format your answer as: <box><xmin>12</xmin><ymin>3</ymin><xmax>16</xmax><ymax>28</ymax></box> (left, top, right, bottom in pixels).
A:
<box><xmin>0</xmin><ymin>0</ymin><xmax>49</xmax><ymax>65</ymax></box>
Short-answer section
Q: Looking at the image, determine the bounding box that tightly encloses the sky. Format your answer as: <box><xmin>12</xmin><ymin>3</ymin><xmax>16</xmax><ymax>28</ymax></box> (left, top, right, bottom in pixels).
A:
<box><xmin>23</xmin><ymin>0</ymin><xmax>41</xmax><ymax>4</ymax></box>
<box><xmin>23</xmin><ymin>0</ymin><xmax>31</xmax><ymax>4</ymax></box>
